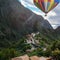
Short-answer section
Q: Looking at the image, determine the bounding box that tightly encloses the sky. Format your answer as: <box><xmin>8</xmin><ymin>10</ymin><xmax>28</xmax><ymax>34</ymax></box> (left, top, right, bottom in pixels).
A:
<box><xmin>19</xmin><ymin>0</ymin><xmax>60</xmax><ymax>29</ymax></box>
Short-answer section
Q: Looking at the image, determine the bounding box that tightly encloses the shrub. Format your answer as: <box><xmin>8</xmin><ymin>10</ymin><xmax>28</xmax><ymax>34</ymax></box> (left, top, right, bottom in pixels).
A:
<box><xmin>52</xmin><ymin>48</ymin><xmax>60</xmax><ymax>60</ymax></box>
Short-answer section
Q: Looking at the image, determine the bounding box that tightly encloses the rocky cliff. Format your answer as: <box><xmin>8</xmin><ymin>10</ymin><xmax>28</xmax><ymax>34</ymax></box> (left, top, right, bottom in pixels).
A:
<box><xmin>0</xmin><ymin>0</ymin><xmax>53</xmax><ymax>35</ymax></box>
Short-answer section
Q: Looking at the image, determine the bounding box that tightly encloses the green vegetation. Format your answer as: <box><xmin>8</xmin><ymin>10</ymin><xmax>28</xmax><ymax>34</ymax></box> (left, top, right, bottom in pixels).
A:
<box><xmin>0</xmin><ymin>19</ymin><xmax>60</xmax><ymax>60</ymax></box>
<box><xmin>0</xmin><ymin>0</ymin><xmax>60</xmax><ymax>60</ymax></box>
<box><xmin>0</xmin><ymin>20</ymin><xmax>60</xmax><ymax>60</ymax></box>
<box><xmin>0</xmin><ymin>29</ymin><xmax>60</xmax><ymax>60</ymax></box>
<box><xmin>0</xmin><ymin>48</ymin><xmax>20</xmax><ymax>60</ymax></box>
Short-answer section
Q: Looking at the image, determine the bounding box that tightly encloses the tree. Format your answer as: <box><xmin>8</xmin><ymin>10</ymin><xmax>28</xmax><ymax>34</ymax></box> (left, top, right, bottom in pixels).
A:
<box><xmin>52</xmin><ymin>48</ymin><xmax>60</xmax><ymax>60</ymax></box>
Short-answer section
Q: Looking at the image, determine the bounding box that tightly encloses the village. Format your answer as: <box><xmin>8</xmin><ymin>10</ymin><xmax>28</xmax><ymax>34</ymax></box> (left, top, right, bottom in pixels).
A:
<box><xmin>12</xmin><ymin>33</ymin><xmax>52</xmax><ymax>60</ymax></box>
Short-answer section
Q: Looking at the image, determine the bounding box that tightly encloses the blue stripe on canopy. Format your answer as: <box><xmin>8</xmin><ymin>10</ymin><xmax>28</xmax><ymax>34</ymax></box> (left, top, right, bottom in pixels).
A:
<box><xmin>41</xmin><ymin>2</ymin><xmax>45</xmax><ymax>10</ymax></box>
<box><xmin>54</xmin><ymin>0</ymin><xmax>59</xmax><ymax>3</ymax></box>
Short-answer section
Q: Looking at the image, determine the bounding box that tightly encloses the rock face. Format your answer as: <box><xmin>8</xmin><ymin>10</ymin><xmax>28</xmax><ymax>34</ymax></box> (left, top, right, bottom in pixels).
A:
<box><xmin>55</xmin><ymin>26</ymin><xmax>60</xmax><ymax>34</ymax></box>
<box><xmin>0</xmin><ymin>0</ymin><xmax>53</xmax><ymax>35</ymax></box>
<box><xmin>11</xmin><ymin>55</ymin><xmax>52</xmax><ymax>60</ymax></box>
<box><xmin>54</xmin><ymin>26</ymin><xmax>60</xmax><ymax>39</ymax></box>
<box><xmin>12</xmin><ymin>55</ymin><xmax>29</xmax><ymax>60</ymax></box>
<box><xmin>30</xmin><ymin>56</ymin><xmax>40</xmax><ymax>60</ymax></box>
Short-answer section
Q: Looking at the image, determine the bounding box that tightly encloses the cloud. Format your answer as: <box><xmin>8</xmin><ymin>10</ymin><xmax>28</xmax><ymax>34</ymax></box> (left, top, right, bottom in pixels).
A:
<box><xmin>48</xmin><ymin>4</ymin><xmax>60</xmax><ymax>28</ymax></box>
<box><xmin>19</xmin><ymin>0</ymin><xmax>60</xmax><ymax>29</ymax></box>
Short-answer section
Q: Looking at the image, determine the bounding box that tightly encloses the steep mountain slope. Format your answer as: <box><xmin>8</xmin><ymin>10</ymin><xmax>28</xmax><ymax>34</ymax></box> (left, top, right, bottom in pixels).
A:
<box><xmin>54</xmin><ymin>26</ymin><xmax>60</xmax><ymax>40</ymax></box>
<box><xmin>55</xmin><ymin>26</ymin><xmax>60</xmax><ymax>34</ymax></box>
<box><xmin>0</xmin><ymin>0</ymin><xmax>56</xmax><ymax>48</ymax></box>
<box><xmin>0</xmin><ymin>0</ymin><xmax>53</xmax><ymax>34</ymax></box>
<box><xmin>0</xmin><ymin>1</ymin><xmax>60</xmax><ymax>59</ymax></box>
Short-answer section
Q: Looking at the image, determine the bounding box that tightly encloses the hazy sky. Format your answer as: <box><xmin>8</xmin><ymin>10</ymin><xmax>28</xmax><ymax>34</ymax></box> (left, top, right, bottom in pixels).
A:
<box><xmin>19</xmin><ymin>0</ymin><xmax>60</xmax><ymax>29</ymax></box>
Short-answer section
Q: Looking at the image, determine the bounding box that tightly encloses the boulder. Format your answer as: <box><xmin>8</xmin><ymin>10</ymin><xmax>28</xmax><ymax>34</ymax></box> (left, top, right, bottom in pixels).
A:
<box><xmin>12</xmin><ymin>55</ymin><xmax>29</xmax><ymax>60</ymax></box>
<box><xmin>12</xmin><ymin>55</ymin><xmax>52</xmax><ymax>60</ymax></box>
<box><xmin>30</xmin><ymin>56</ymin><xmax>40</xmax><ymax>60</ymax></box>
<box><xmin>39</xmin><ymin>57</ymin><xmax>51</xmax><ymax>60</ymax></box>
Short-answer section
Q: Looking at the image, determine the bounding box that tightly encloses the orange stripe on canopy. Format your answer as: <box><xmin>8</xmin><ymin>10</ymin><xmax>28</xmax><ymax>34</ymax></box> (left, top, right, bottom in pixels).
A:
<box><xmin>48</xmin><ymin>0</ymin><xmax>51</xmax><ymax>2</ymax></box>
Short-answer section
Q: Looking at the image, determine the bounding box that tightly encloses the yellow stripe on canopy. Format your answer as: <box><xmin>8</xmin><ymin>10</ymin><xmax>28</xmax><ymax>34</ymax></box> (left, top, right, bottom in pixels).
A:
<box><xmin>48</xmin><ymin>0</ymin><xmax>54</xmax><ymax>11</ymax></box>
<box><xmin>35</xmin><ymin>0</ymin><xmax>38</xmax><ymax>2</ymax></box>
<box><xmin>44</xmin><ymin>0</ymin><xmax>48</xmax><ymax>2</ymax></box>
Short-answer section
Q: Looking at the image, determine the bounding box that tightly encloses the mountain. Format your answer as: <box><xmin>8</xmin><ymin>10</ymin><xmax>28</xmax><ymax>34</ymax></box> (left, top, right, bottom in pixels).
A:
<box><xmin>0</xmin><ymin>1</ymin><xmax>60</xmax><ymax>59</ymax></box>
<box><xmin>54</xmin><ymin>26</ymin><xmax>60</xmax><ymax>40</ymax></box>
<box><xmin>0</xmin><ymin>0</ymin><xmax>59</xmax><ymax>48</ymax></box>
<box><xmin>55</xmin><ymin>26</ymin><xmax>60</xmax><ymax>33</ymax></box>
<box><xmin>0</xmin><ymin>0</ymin><xmax>53</xmax><ymax>35</ymax></box>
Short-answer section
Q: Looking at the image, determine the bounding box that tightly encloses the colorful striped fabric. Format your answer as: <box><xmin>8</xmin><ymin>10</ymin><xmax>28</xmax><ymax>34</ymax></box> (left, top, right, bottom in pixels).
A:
<box><xmin>34</xmin><ymin>0</ymin><xmax>59</xmax><ymax>13</ymax></box>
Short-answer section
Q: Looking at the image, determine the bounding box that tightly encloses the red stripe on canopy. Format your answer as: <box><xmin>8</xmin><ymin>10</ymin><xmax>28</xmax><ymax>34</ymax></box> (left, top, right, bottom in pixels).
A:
<box><xmin>38</xmin><ymin>0</ymin><xmax>45</xmax><ymax>12</ymax></box>
<box><xmin>34</xmin><ymin>0</ymin><xmax>36</xmax><ymax>2</ymax></box>
<box><xmin>48</xmin><ymin>0</ymin><xmax>51</xmax><ymax>2</ymax></box>
<box><xmin>38</xmin><ymin>0</ymin><xmax>44</xmax><ymax>2</ymax></box>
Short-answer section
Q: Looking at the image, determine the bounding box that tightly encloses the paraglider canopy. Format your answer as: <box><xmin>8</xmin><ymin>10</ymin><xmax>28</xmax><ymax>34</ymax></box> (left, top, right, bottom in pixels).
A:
<box><xmin>33</xmin><ymin>0</ymin><xmax>59</xmax><ymax>16</ymax></box>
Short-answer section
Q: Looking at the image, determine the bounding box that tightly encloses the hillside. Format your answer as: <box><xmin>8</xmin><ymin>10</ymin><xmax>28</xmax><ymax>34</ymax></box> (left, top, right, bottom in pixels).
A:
<box><xmin>0</xmin><ymin>0</ymin><xmax>53</xmax><ymax>44</ymax></box>
<box><xmin>0</xmin><ymin>0</ymin><xmax>60</xmax><ymax>60</ymax></box>
<box><xmin>0</xmin><ymin>0</ymin><xmax>53</xmax><ymax>35</ymax></box>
